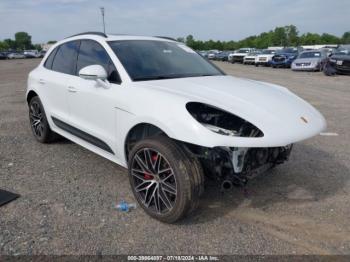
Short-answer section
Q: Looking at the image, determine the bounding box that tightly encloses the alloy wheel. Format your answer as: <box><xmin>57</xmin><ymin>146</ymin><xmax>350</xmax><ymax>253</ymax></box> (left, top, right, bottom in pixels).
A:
<box><xmin>131</xmin><ymin>148</ymin><xmax>177</xmax><ymax>214</ymax></box>
<box><xmin>29</xmin><ymin>101</ymin><xmax>45</xmax><ymax>138</ymax></box>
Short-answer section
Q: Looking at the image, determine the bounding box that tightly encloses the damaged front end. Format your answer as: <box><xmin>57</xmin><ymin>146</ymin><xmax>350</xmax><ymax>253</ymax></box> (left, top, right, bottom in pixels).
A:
<box><xmin>184</xmin><ymin>102</ymin><xmax>293</xmax><ymax>189</ymax></box>
<box><xmin>184</xmin><ymin>144</ymin><xmax>293</xmax><ymax>190</ymax></box>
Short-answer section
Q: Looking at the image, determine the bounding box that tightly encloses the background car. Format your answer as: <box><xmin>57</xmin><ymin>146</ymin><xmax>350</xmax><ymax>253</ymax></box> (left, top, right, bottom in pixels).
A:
<box><xmin>243</xmin><ymin>51</ymin><xmax>261</xmax><ymax>65</ymax></box>
<box><xmin>324</xmin><ymin>45</ymin><xmax>350</xmax><ymax>75</ymax></box>
<box><xmin>39</xmin><ymin>50</ymin><xmax>47</xmax><ymax>58</ymax></box>
<box><xmin>7</xmin><ymin>52</ymin><xmax>26</xmax><ymax>59</ymax></box>
<box><xmin>229</xmin><ymin>48</ymin><xmax>254</xmax><ymax>63</ymax></box>
<box><xmin>207</xmin><ymin>52</ymin><xmax>216</xmax><ymax>59</ymax></box>
<box><xmin>24</xmin><ymin>50</ymin><xmax>41</xmax><ymax>58</ymax></box>
<box><xmin>207</xmin><ymin>50</ymin><xmax>220</xmax><ymax>60</ymax></box>
<box><xmin>214</xmin><ymin>51</ymin><xmax>231</xmax><ymax>61</ymax></box>
<box><xmin>198</xmin><ymin>50</ymin><xmax>208</xmax><ymax>58</ymax></box>
<box><xmin>292</xmin><ymin>50</ymin><xmax>328</xmax><ymax>71</ymax></box>
<box><xmin>270</xmin><ymin>48</ymin><xmax>298</xmax><ymax>68</ymax></box>
<box><xmin>0</xmin><ymin>52</ymin><xmax>7</xmax><ymax>60</ymax></box>
<box><xmin>255</xmin><ymin>49</ymin><xmax>276</xmax><ymax>66</ymax></box>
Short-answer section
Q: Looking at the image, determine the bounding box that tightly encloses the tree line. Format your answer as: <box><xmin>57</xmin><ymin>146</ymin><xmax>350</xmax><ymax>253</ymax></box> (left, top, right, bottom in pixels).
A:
<box><xmin>0</xmin><ymin>32</ymin><xmax>57</xmax><ymax>51</ymax></box>
<box><xmin>1</xmin><ymin>26</ymin><xmax>349</xmax><ymax>52</ymax></box>
<box><xmin>178</xmin><ymin>25</ymin><xmax>350</xmax><ymax>51</ymax></box>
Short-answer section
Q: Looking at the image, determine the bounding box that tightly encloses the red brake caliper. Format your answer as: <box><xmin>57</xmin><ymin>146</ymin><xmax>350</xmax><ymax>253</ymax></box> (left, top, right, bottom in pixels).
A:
<box><xmin>151</xmin><ymin>154</ymin><xmax>158</xmax><ymax>164</ymax></box>
<box><xmin>144</xmin><ymin>173</ymin><xmax>153</xmax><ymax>180</ymax></box>
<box><xmin>144</xmin><ymin>153</ymin><xmax>158</xmax><ymax>180</ymax></box>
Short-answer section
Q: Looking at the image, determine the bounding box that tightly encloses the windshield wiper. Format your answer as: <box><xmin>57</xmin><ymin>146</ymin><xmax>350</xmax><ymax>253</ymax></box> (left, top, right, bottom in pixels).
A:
<box><xmin>133</xmin><ymin>73</ymin><xmax>219</xmax><ymax>81</ymax></box>
<box><xmin>133</xmin><ymin>74</ymin><xmax>192</xmax><ymax>81</ymax></box>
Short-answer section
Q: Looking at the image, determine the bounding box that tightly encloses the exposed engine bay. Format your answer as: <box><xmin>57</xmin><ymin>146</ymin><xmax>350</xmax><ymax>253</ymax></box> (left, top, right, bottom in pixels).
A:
<box><xmin>184</xmin><ymin>143</ymin><xmax>293</xmax><ymax>190</ymax></box>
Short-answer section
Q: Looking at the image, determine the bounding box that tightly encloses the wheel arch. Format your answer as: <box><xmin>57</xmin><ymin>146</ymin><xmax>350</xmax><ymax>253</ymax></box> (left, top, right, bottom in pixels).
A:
<box><xmin>26</xmin><ymin>90</ymin><xmax>39</xmax><ymax>104</ymax></box>
<box><xmin>124</xmin><ymin>122</ymin><xmax>170</xmax><ymax>163</ymax></box>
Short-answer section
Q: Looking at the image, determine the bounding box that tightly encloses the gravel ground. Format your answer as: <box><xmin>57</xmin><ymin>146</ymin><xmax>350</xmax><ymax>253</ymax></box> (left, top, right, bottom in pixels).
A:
<box><xmin>0</xmin><ymin>59</ymin><xmax>349</xmax><ymax>255</ymax></box>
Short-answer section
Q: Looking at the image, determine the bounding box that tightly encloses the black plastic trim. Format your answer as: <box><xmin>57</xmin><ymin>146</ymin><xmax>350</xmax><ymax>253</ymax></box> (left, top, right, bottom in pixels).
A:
<box><xmin>51</xmin><ymin>117</ymin><xmax>114</xmax><ymax>154</ymax></box>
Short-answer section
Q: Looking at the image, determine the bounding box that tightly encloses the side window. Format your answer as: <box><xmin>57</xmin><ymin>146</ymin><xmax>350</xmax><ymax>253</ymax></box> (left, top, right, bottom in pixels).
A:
<box><xmin>77</xmin><ymin>40</ymin><xmax>121</xmax><ymax>84</ymax></box>
<box><xmin>52</xmin><ymin>41</ymin><xmax>80</xmax><ymax>75</ymax></box>
<box><xmin>44</xmin><ymin>47</ymin><xmax>58</xmax><ymax>69</ymax></box>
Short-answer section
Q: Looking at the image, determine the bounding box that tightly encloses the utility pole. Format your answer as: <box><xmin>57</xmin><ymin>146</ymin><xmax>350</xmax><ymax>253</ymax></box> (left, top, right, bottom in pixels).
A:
<box><xmin>100</xmin><ymin>7</ymin><xmax>105</xmax><ymax>34</ymax></box>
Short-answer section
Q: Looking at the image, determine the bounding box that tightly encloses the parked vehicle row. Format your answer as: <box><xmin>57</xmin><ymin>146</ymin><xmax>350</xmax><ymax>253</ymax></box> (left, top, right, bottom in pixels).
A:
<box><xmin>200</xmin><ymin>45</ymin><xmax>350</xmax><ymax>76</ymax></box>
<box><xmin>0</xmin><ymin>50</ymin><xmax>46</xmax><ymax>59</ymax></box>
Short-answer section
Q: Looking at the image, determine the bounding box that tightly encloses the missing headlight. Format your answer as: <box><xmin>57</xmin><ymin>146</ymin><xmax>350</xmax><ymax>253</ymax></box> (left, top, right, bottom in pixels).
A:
<box><xmin>186</xmin><ymin>102</ymin><xmax>263</xmax><ymax>137</ymax></box>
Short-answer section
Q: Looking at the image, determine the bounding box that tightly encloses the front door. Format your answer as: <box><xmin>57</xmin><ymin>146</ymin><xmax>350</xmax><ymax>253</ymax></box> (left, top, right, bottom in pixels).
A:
<box><xmin>67</xmin><ymin>39</ymin><xmax>122</xmax><ymax>156</ymax></box>
<box><xmin>40</xmin><ymin>41</ymin><xmax>80</xmax><ymax>125</ymax></box>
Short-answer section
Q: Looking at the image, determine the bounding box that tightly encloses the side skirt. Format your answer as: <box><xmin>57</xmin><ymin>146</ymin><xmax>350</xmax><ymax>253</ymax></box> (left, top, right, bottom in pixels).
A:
<box><xmin>51</xmin><ymin>116</ymin><xmax>114</xmax><ymax>155</ymax></box>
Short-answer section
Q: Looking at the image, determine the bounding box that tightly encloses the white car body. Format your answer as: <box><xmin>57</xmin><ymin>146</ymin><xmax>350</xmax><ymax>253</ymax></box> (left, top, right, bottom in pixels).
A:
<box><xmin>229</xmin><ymin>48</ymin><xmax>254</xmax><ymax>63</ymax></box>
<box><xmin>27</xmin><ymin>34</ymin><xmax>326</xmax><ymax>168</ymax></box>
<box><xmin>207</xmin><ymin>53</ymin><xmax>216</xmax><ymax>59</ymax></box>
<box><xmin>243</xmin><ymin>53</ymin><xmax>259</xmax><ymax>64</ymax></box>
<box><xmin>7</xmin><ymin>52</ymin><xmax>26</xmax><ymax>59</ymax></box>
<box><xmin>24</xmin><ymin>50</ymin><xmax>41</xmax><ymax>58</ymax></box>
<box><xmin>26</xmin><ymin>33</ymin><xmax>327</xmax><ymax>222</ymax></box>
<box><xmin>255</xmin><ymin>50</ymin><xmax>276</xmax><ymax>65</ymax></box>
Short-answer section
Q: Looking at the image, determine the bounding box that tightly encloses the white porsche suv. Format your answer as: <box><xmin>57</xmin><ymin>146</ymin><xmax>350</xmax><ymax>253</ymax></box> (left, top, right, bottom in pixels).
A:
<box><xmin>27</xmin><ymin>32</ymin><xmax>326</xmax><ymax>223</ymax></box>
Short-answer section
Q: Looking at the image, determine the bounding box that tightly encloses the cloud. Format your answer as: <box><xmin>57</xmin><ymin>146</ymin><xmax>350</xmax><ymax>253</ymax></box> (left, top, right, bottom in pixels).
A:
<box><xmin>0</xmin><ymin>0</ymin><xmax>349</xmax><ymax>43</ymax></box>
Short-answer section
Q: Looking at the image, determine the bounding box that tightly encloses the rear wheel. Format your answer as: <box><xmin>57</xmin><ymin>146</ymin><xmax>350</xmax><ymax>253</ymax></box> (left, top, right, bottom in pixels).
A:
<box><xmin>29</xmin><ymin>96</ymin><xmax>57</xmax><ymax>143</ymax></box>
<box><xmin>128</xmin><ymin>136</ymin><xmax>204</xmax><ymax>223</ymax></box>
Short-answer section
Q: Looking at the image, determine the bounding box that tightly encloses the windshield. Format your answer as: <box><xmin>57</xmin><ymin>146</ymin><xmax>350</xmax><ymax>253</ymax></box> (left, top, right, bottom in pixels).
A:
<box><xmin>108</xmin><ymin>40</ymin><xmax>224</xmax><ymax>81</ymax></box>
<box><xmin>237</xmin><ymin>49</ymin><xmax>250</xmax><ymax>53</ymax></box>
<box><xmin>299</xmin><ymin>52</ymin><xmax>322</xmax><ymax>58</ymax></box>
<box><xmin>262</xmin><ymin>50</ymin><xmax>275</xmax><ymax>54</ymax></box>
<box><xmin>277</xmin><ymin>49</ymin><xmax>297</xmax><ymax>54</ymax></box>
<box><xmin>334</xmin><ymin>48</ymin><xmax>350</xmax><ymax>56</ymax></box>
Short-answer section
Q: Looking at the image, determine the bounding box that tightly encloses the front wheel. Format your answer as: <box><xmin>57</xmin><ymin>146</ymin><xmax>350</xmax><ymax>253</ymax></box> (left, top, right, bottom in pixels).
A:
<box><xmin>128</xmin><ymin>136</ymin><xmax>204</xmax><ymax>223</ymax></box>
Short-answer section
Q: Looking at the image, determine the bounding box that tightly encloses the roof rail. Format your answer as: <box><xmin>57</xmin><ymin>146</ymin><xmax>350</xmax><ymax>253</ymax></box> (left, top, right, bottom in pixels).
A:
<box><xmin>154</xmin><ymin>36</ymin><xmax>177</xmax><ymax>42</ymax></box>
<box><xmin>66</xmin><ymin>32</ymin><xmax>108</xmax><ymax>39</ymax></box>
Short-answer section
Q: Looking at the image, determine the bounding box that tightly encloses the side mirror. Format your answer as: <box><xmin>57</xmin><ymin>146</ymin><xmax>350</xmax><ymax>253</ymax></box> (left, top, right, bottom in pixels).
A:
<box><xmin>79</xmin><ymin>65</ymin><xmax>107</xmax><ymax>81</ymax></box>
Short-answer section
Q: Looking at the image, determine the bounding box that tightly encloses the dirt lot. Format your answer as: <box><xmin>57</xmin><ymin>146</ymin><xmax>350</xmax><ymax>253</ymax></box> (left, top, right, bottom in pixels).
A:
<box><xmin>0</xmin><ymin>59</ymin><xmax>349</xmax><ymax>255</ymax></box>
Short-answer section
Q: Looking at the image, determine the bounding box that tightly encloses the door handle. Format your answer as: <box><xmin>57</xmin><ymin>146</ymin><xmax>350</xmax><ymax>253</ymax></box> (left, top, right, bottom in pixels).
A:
<box><xmin>39</xmin><ymin>79</ymin><xmax>45</xmax><ymax>84</ymax></box>
<box><xmin>67</xmin><ymin>86</ymin><xmax>78</xmax><ymax>93</ymax></box>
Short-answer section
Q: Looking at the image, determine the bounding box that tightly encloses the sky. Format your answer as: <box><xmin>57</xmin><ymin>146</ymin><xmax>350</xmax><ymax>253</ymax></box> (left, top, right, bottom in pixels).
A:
<box><xmin>0</xmin><ymin>0</ymin><xmax>349</xmax><ymax>43</ymax></box>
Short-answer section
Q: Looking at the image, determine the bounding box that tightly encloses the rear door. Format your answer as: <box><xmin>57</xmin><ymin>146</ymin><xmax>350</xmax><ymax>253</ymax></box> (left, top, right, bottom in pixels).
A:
<box><xmin>40</xmin><ymin>41</ymin><xmax>80</xmax><ymax>125</ymax></box>
<box><xmin>67</xmin><ymin>39</ymin><xmax>122</xmax><ymax>155</ymax></box>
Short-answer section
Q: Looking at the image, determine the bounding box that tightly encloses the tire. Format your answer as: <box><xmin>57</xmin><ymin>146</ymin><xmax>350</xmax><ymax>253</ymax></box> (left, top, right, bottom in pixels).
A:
<box><xmin>28</xmin><ymin>96</ymin><xmax>57</xmax><ymax>143</ymax></box>
<box><xmin>319</xmin><ymin>63</ymin><xmax>324</xmax><ymax>72</ymax></box>
<box><xmin>128</xmin><ymin>136</ymin><xmax>204</xmax><ymax>223</ymax></box>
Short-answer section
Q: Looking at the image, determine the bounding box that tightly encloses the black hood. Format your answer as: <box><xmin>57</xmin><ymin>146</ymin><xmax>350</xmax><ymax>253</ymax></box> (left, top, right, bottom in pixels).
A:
<box><xmin>331</xmin><ymin>54</ymin><xmax>350</xmax><ymax>61</ymax></box>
